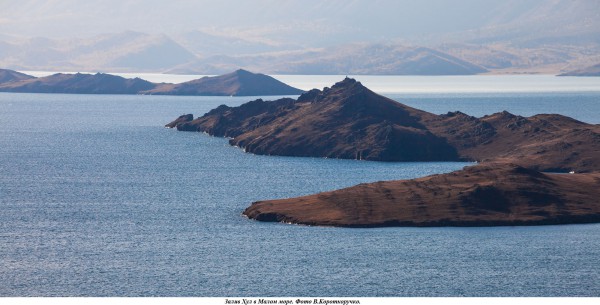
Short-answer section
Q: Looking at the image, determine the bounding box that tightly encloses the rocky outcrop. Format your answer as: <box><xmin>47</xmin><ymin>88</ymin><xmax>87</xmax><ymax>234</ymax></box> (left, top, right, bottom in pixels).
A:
<box><xmin>173</xmin><ymin>78</ymin><xmax>459</xmax><ymax>161</ymax></box>
<box><xmin>170</xmin><ymin>78</ymin><xmax>600</xmax><ymax>172</ymax></box>
<box><xmin>142</xmin><ymin>69</ymin><xmax>304</xmax><ymax>96</ymax></box>
<box><xmin>165</xmin><ymin>114</ymin><xmax>193</xmax><ymax>128</ymax></box>
<box><xmin>243</xmin><ymin>163</ymin><xmax>600</xmax><ymax>227</ymax></box>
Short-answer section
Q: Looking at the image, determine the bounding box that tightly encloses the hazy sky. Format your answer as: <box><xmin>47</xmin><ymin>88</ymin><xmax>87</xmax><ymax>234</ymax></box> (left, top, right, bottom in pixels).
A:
<box><xmin>0</xmin><ymin>0</ymin><xmax>561</xmax><ymax>42</ymax></box>
<box><xmin>1</xmin><ymin>0</ymin><xmax>598</xmax><ymax>49</ymax></box>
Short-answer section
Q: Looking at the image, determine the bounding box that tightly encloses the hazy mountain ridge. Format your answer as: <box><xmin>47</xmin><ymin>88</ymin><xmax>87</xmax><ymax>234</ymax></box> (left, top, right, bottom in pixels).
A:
<box><xmin>167</xmin><ymin>43</ymin><xmax>489</xmax><ymax>75</ymax></box>
<box><xmin>0</xmin><ymin>32</ymin><xmax>199</xmax><ymax>72</ymax></box>
<box><xmin>0</xmin><ymin>0</ymin><xmax>598</xmax><ymax>75</ymax></box>
<box><xmin>439</xmin><ymin>43</ymin><xmax>600</xmax><ymax>74</ymax></box>
<box><xmin>1</xmin><ymin>31</ymin><xmax>596</xmax><ymax>75</ymax></box>
<box><xmin>3</xmin><ymin>0</ymin><xmax>596</xmax><ymax>46</ymax></box>
<box><xmin>0</xmin><ymin>34</ymin><xmax>491</xmax><ymax>75</ymax></box>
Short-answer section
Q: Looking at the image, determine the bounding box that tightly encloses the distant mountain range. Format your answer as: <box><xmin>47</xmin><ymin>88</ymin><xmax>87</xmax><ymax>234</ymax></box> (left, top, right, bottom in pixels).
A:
<box><xmin>169</xmin><ymin>44</ymin><xmax>489</xmax><ymax>75</ymax></box>
<box><xmin>0</xmin><ymin>0</ymin><xmax>598</xmax><ymax>75</ymax></box>
<box><xmin>0</xmin><ymin>32</ymin><xmax>198</xmax><ymax>73</ymax></box>
<box><xmin>0</xmin><ymin>69</ymin><xmax>303</xmax><ymax>96</ymax></box>
<box><xmin>1</xmin><ymin>31</ymin><xmax>597</xmax><ymax>75</ymax></box>
<box><xmin>0</xmin><ymin>32</ymin><xmax>492</xmax><ymax>75</ymax></box>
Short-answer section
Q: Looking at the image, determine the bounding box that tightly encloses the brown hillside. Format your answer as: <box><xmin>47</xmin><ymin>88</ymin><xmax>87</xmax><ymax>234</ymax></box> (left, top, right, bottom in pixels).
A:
<box><xmin>244</xmin><ymin>163</ymin><xmax>600</xmax><ymax>227</ymax></box>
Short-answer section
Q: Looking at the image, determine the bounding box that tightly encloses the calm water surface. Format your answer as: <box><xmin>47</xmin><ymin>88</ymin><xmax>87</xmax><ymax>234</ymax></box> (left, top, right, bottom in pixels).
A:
<box><xmin>0</xmin><ymin>85</ymin><xmax>599</xmax><ymax>296</ymax></box>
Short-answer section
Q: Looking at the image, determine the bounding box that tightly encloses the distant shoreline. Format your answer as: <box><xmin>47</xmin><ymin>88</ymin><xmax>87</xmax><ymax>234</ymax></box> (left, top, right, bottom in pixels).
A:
<box><xmin>0</xmin><ymin>69</ymin><xmax>303</xmax><ymax>96</ymax></box>
<box><xmin>16</xmin><ymin>71</ymin><xmax>600</xmax><ymax>93</ymax></box>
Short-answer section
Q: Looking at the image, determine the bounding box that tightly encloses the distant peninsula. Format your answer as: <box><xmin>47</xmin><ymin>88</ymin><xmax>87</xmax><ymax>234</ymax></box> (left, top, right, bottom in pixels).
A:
<box><xmin>244</xmin><ymin>163</ymin><xmax>600</xmax><ymax>227</ymax></box>
<box><xmin>0</xmin><ymin>68</ymin><xmax>303</xmax><ymax>96</ymax></box>
<box><xmin>168</xmin><ymin>78</ymin><xmax>600</xmax><ymax>227</ymax></box>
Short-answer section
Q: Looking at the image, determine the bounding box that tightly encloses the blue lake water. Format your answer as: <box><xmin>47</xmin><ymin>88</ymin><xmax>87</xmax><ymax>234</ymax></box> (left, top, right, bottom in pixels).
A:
<box><xmin>0</xmin><ymin>87</ymin><xmax>599</xmax><ymax>296</ymax></box>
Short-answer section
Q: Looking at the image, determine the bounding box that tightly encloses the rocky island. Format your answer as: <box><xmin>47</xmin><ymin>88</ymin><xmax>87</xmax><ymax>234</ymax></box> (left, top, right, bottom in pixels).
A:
<box><xmin>167</xmin><ymin>78</ymin><xmax>600</xmax><ymax>227</ymax></box>
<box><xmin>0</xmin><ymin>68</ymin><xmax>303</xmax><ymax>96</ymax></box>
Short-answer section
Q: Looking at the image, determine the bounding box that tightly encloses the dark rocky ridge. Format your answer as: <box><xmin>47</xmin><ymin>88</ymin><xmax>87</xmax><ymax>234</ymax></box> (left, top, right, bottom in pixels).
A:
<box><xmin>171</xmin><ymin>78</ymin><xmax>458</xmax><ymax>161</ymax></box>
<box><xmin>143</xmin><ymin>69</ymin><xmax>304</xmax><ymax>96</ymax></box>
<box><xmin>243</xmin><ymin>163</ymin><xmax>600</xmax><ymax>227</ymax></box>
<box><xmin>425</xmin><ymin>110</ymin><xmax>600</xmax><ymax>173</ymax></box>
<box><xmin>0</xmin><ymin>68</ymin><xmax>303</xmax><ymax>96</ymax></box>
<box><xmin>168</xmin><ymin>78</ymin><xmax>600</xmax><ymax>172</ymax></box>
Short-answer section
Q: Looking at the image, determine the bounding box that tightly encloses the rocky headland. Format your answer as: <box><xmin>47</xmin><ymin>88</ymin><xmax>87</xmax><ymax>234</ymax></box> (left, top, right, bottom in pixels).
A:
<box><xmin>244</xmin><ymin>163</ymin><xmax>600</xmax><ymax>227</ymax></box>
<box><xmin>171</xmin><ymin>78</ymin><xmax>458</xmax><ymax>161</ymax></box>
<box><xmin>168</xmin><ymin>78</ymin><xmax>600</xmax><ymax>172</ymax></box>
<box><xmin>167</xmin><ymin>78</ymin><xmax>600</xmax><ymax>227</ymax></box>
